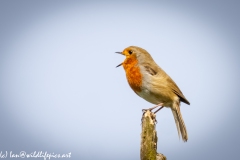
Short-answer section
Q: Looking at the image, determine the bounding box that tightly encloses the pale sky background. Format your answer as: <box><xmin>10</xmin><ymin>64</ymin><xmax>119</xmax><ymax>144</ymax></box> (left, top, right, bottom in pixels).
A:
<box><xmin>0</xmin><ymin>0</ymin><xmax>240</xmax><ymax>160</ymax></box>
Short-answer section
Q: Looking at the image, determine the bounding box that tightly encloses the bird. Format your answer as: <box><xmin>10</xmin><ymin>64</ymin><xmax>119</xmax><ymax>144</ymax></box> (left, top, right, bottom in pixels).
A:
<box><xmin>116</xmin><ymin>46</ymin><xmax>190</xmax><ymax>142</ymax></box>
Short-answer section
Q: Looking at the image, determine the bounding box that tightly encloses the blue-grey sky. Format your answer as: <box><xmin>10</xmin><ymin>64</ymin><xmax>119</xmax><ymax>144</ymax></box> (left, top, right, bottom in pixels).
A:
<box><xmin>0</xmin><ymin>0</ymin><xmax>240</xmax><ymax>160</ymax></box>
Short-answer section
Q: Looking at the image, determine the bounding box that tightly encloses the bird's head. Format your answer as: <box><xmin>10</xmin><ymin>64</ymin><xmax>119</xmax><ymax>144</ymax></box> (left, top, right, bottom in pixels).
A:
<box><xmin>116</xmin><ymin>46</ymin><xmax>152</xmax><ymax>68</ymax></box>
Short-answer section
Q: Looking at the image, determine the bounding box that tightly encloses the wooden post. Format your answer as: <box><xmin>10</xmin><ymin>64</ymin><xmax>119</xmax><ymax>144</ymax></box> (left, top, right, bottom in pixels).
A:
<box><xmin>140</xmin><ymin>110</ymin><xmax>166</xmax><ymax>160</ymax></box>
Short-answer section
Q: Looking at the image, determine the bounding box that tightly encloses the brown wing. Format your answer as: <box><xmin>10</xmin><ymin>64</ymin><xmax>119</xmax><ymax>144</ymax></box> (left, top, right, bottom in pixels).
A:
<box><xmin>143</xmin><ymin>63</ymin><xmax>190</xmax><ymax>105</ymax></box>
<box><xmin>144</xmin><ymin>65</ymin><xmax>157</xmax><ymax>76</ymax></box>
<box><xmin>167</xmin><ymin>77</ymin><xmax>190</xmax><ymax>105</ymax></box>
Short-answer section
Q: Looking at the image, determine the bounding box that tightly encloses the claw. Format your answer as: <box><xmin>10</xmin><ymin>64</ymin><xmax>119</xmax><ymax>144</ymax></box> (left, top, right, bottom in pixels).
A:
<box><xmin>141</xmin><ymin>103</ymin><xmax>164</xmax><ymax>124</ymax></box>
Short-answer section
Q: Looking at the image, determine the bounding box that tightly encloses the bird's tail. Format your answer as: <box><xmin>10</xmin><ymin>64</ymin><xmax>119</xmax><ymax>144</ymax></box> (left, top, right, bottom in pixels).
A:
<box><xmin>171</xmin><ymin>102</ymin><xmax>188</xmax><ymax>142</ymax></box>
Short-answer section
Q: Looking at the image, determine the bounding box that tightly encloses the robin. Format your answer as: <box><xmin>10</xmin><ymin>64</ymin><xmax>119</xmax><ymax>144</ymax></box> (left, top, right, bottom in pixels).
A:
<box><xmin>116</xmin><ymin>46</ymin><xmax>190</xmax><ymax>142</ymax></box>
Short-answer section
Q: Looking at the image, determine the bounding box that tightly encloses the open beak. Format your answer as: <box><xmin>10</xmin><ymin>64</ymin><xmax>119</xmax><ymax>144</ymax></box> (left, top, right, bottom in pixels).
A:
<box><xmin>115</xmin><ymin>52</ymin><xmax>123</xmax><ymax>68</ymax></box>
<box><xmin>115</xmin><ymin>52</ymin><xmax>123</xmax><ymax>55</ymax></box>
<box><xmin>116</xmin><ymin>63</ymin><xmax>123</xmax><ymax>68</ymax></box>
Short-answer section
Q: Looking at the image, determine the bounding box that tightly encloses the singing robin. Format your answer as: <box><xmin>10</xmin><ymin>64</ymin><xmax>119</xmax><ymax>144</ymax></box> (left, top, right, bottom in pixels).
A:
<box><xmin>116</xmin><ymin>46</ymin><xmax>190</xmax><ymax>142</ymax></box>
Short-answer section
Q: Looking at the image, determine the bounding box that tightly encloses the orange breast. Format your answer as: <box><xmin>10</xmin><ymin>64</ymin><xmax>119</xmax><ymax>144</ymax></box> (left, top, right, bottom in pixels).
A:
<box><xmin>122</xmin><ymin>57</ymin><xmax>142</xmax><ymax>93</ymax></box>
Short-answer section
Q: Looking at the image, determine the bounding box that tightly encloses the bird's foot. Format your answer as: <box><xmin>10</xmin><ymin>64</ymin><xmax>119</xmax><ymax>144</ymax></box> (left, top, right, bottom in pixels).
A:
<box><xmin>141</xmin><ymin>110</ymin><xmax>157</xmax><ymax>124</ymax></box>
<box><xmin>141</xmin><ymin>103</ymin><xmax>164</xmax><ymax>123</ymax></box>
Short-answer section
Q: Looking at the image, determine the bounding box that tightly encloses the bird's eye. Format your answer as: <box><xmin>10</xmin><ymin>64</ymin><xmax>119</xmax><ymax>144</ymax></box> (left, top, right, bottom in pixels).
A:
<box><xmin>129</xmin><ymin>50</ymin><xmax>133</xmax><ymax>54</ymax></box>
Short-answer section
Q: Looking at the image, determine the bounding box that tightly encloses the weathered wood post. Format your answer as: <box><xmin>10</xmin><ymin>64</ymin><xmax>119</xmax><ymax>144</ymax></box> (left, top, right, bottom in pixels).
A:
<box><xmin>140</xmin><ymin>110</ymin><xmax>166</xmax><ymax>160</ymax></box>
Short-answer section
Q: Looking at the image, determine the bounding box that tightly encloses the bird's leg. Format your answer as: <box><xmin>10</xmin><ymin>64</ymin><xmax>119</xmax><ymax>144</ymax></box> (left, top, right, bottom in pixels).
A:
<box><xmin>142</xmin><ymin>103</ymin><xmax>164</xmax><ymax>113</ymax></box>
<box><xmin>154</xmin><ymin>106</ymin><xmax>164</xmax><ymax>114</ymax></box>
